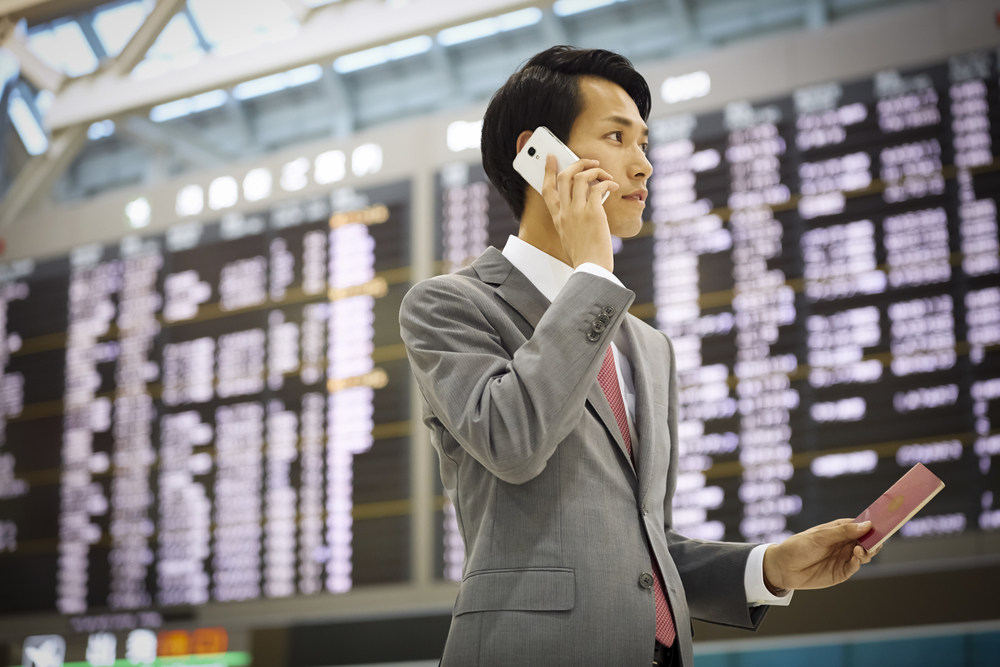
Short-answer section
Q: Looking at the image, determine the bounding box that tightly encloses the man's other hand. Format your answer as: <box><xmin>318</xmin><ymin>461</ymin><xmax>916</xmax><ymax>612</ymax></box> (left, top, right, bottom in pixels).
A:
<box><xmin>762</xmin><ymin>519</ymin><xmax>883</xmax><ymax>593</ymax></box>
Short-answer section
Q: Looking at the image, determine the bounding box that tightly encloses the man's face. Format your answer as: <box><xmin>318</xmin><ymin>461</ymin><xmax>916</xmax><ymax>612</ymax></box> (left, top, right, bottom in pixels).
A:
<box><xmin>566</xmin><ymin>76</ymin><xmax>652</xmax><ymax>238</ymax></box>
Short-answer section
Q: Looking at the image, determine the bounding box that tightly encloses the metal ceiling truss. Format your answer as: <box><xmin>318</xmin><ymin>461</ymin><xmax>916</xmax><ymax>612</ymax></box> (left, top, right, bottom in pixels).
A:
<box><xmin>1</xmin><ymin>0</ymin><xmax>917</xmax><ymax>227</ymax></box>
<box><xmin>0</xmin><ymin>0</ymin><xmax>184</xmax><ymax>226</ymax></box>
<box><xmin>113</xmin><ymin>0</ymin><xmax>186</xmax><ymax>76</ymax></box>
<box><xmin>0</xmin><ymin>0</ymin><xmax>547</xmax><ymax>227</ymax></box>
<box><xmin>42</xmin><ymin>0</ymin><xmax>546</xmax><ymax>131</ymax></box>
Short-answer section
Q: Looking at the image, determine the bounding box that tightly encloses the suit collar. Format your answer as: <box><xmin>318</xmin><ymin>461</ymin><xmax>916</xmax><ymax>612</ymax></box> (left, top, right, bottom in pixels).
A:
<box><xmin>500</xmin><ymin>235</ymin><xmax>575</xmax><ymax>303</ymax></box>
<box><xmin>472</xmin><ymin>246</ymin><xmax>550</xmax><ymax>329</ymax></box>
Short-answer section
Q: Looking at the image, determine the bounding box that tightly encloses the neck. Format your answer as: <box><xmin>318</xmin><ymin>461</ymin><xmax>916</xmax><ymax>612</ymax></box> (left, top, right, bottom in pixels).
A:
<box><xmin>517</xmin><ymin>196</ymin><xmax>573</xmax><ymax>268</ymax></box>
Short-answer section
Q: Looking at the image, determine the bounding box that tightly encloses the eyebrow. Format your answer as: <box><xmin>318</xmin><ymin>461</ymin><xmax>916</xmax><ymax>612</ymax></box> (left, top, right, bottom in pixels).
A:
<box><xmin>602</xmin><ymin>115</ymin><xmax>649</xmax><ymax>137</ymax></box>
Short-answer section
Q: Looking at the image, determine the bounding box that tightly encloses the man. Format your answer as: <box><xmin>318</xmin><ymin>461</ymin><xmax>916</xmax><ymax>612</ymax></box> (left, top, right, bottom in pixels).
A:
<box><xmin>400</xmin><ymin>46</ymin><xmax>880</xmax><ymax>666</ymax></box>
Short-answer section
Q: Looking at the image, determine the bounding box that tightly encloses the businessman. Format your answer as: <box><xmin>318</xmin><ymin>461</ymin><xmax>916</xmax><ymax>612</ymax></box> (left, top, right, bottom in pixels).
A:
<box><xmin>400</xmin><ymin>46</ymin><xmax>880</xmax><ymax>666</ymax></box>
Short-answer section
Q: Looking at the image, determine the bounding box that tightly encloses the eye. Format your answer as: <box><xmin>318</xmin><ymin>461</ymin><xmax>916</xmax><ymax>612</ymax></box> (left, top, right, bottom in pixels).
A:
<box><xmin>640</xmin><ymin>143</ymin><xmax>649</xmax><ymax>154</ymax></box>
<box><xmin>610</xmin><ymin>131</ymin><xmax>623</xmax><ymax>142</ymax></box>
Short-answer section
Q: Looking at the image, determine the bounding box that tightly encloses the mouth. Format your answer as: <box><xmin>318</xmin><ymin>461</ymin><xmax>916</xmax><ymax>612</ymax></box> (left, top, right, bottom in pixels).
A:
<box><xmin>622</xmin><ymin>190</ymin><xmax>647</xmax><ymax>204</ymax></box>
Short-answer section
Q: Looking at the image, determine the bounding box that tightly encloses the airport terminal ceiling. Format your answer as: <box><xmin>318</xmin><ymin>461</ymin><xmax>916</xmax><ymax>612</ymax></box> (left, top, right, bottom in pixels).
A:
<box><xmin>0</xmin><ymin>0</ymin><xmax>936</xmax><ymax>212</ymax></box>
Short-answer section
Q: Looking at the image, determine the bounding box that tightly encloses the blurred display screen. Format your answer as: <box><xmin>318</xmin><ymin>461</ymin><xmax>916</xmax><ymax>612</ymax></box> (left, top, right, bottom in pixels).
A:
<box><xmin>434</xmin><ymin>51</ymin><xmax>1000</xmax><ymax>578</ymax></box>
<box><xmin>0</xmin><ymin>181</ymin><xmax>412</xmax><ymax>615</ymax></box>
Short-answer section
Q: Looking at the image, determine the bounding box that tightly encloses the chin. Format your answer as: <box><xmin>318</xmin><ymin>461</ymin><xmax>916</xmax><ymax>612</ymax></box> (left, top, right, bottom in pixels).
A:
<box><xmin>609</xmin><ymin>215</ymin><xmax>644</xmax><ymax>239</ymax></box>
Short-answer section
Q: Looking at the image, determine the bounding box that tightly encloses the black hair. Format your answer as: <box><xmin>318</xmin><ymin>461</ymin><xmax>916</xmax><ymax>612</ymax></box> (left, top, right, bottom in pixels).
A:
<box><xmin>481</xmin><ymin>45</ymin><xmax>651</xmax><ymax>220</ymax></box>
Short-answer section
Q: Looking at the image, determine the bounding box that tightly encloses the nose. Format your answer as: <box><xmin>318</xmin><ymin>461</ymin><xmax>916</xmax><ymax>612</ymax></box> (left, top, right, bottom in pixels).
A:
<box><xmin>632</xmin><ymin>145</ymin><xmax>653</xmax><ymax>180</ymax></box>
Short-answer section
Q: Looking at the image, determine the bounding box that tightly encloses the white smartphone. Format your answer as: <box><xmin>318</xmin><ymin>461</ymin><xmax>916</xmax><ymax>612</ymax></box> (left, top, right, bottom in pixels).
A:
<box><xmin>513</xmin><ymin>126</ymin><xmax>610</xmax><ymax>204</ymax></box>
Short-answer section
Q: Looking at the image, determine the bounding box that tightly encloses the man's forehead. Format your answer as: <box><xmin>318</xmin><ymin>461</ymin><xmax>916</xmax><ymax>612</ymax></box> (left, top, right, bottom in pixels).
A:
<box><xmin>577</xmin><ymin>76</ymin><xmax>644</xmax><ymax>127</ymax></box>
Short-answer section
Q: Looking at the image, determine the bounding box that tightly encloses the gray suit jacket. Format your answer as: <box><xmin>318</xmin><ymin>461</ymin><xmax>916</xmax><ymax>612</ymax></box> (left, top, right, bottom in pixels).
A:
<box><xmin>400</xmin><ymin>247</ymin><xmax>767</xmax><ymax>666</ymax></box>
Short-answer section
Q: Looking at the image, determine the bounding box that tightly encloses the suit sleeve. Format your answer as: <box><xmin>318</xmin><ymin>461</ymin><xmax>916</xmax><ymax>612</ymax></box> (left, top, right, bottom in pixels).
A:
<box><xmin>399</xmin><ymin>272</ymin><xmax>635</xmax><ymax>484</ymax></box>
<box><xmin>659</xmin><ymin>332</ymin><xmax>770</xmax><ymax>631</ymax></box>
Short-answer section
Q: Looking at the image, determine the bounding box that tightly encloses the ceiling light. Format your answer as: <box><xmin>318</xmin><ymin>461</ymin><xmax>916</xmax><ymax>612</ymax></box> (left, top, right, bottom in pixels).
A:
<box><xmin>553</xmin><ymin>0</ymin><xmax>622</xmax><ymax>17</ymax></box>
<box><xmin>125</xmin><ymin>197</ymin><xmax>151</xmax><ymax>228</ymax></box>
<box><xmin>8</xmin><ymin>90</ymin><xmax>48</xmax><ymax>156</ymax></box>
<box><xmin>661</xmin><ymin>71</ymin><xmax>711</xmax><ymax>104</ymax></box>
<box><xmin>333</xmin><ymin>36</ymin><xmax>432</xmax><ymax>74</ymax></box>
<box><xmin>437</xmin><ymin>8</ymin><xmax>542</xmax><ymax>46</ymax></box>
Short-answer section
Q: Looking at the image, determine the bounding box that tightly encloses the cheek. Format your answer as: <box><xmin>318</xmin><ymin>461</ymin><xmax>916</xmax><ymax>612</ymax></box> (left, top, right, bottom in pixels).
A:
<box><xmin>605</xmin><ymin>202</ymin><xmax>644</xmax><ymax>237</ymax></box>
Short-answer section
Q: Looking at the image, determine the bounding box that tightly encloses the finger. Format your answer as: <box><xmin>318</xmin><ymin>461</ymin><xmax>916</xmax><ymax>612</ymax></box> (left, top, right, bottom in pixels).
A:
<box><xmin>542</xmin><ymin>154</ymin><xmax>557</xmax><ymax>190</ymax></box>
<box><xmin>558</xmin><ymin>159</ymin><xmax>591</xmax><ymax>218</ymax></box>
<box><xmin>542</xmin><ymin>155</ymin><xmax>560</xmax><ymax>213</ymax></box>
<box><xmin>815</xmin><ymin>518</ymin><xmax>857</xmax><ymax>531</ymax></box>
<box><xmin>850</xmin><ymin>545</ymin><xmax>863</xmax><ymax>566</ymax></box>
<box><xmin>813</xmin><ymin>520</ymin><xmax>870</xmax><ymax>546</ymax></box>
<box><xmin>853</xmin><ymin>543</ymin><xmax>878</xmax><ymax>565</ymax></box>
<box><xmin>588</xmin><ymin>179</ymin><xmax>619</xmax><ymax>208</ymax></box>
<box><xmin>844</xmin><ymin>521</ymin><xmax>871</xmax><ymax>540</ymax></box>
<box><xmin>564</xmin><ymin>158</ymin><xmax>601</xmax><ymax>175</ymax></box>
<box><xmin>571</xmin><ymin>167</ymin><xmax>617</xmax><ymax>211</ymax></box>
<box><xmin>571</xmin><ymin>169</ymin><xmax>595</xmax><ymax>211</ymax></box>
<box><xmin>573</xmin><ymin>167</ymin><xmax>615</xmax><ymax>183</ymax></box>
<box><xmin>557</xmin><ymin>159</ymin><xmax>600</xmax><ymax>191</ymax></box>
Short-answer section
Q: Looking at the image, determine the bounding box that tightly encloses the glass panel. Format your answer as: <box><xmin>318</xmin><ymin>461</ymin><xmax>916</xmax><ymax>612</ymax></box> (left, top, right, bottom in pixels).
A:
<box><xmin>187</xmin><ymin>0</ymin><xmax>298</xmax><ymax>58</ymax></box>
<box><xmin>92</xmin><ymin>1</ymin><xmax>152</xmax><ymax>58</ymax></box>
<box><xmin>28</xmin><ymin>20</ymin><xmax>100</xmax><ymax>77</ymax></box>
<box><xmin>130</xmin><ymin>13</ymin><xmax>205</xmax><ymax>80</ymax></box>
<box><xmin>8</xmin><ymin>91</ymin><xmax>48</xmax><ymax>155</ymax></box>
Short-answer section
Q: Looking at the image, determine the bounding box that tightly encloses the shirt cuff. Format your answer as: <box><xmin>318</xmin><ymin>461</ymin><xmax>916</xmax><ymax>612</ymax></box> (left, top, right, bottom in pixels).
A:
<box><xmin>745</xmin><ymin>544</ymin><xmax>794</xmax><ymax>607</ymax></box>
<box><xmin>574</xmin><ymin>263</ymin><xmax>625</xmax><ymax>289</ymax></box>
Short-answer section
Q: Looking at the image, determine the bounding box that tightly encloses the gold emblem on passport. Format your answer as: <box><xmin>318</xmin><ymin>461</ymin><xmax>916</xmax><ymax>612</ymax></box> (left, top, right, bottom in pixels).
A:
<box><xmin>887</xmin><ymin>495</ymin><xmax>905</xmax><ymax>512</ymax></box>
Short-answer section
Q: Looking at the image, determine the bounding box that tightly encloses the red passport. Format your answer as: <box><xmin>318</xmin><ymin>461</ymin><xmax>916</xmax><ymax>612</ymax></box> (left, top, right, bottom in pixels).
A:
<box><xmin>852</xmin><ymin>463</ymin><xmax>945</xmax><ymax>551</ymax></box>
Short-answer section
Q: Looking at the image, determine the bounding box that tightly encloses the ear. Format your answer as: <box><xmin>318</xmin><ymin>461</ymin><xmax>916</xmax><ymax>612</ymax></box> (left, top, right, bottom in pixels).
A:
<box><xmin>515</xmin><ymin>130</ymin><xmax>534</xmax><ymax>154</ymax></box>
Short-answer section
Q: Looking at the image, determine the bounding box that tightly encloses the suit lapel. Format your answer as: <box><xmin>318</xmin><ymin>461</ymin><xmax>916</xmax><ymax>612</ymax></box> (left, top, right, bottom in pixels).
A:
<box><xmin>472</xmin><ymin>247</ymin><xmax>636</xmax><ymax>475</ymax></box>
<box><xmin>473</xmin><ymin>247</ymin><xmax>548</xmax><ymax>330</ymax></box>
<box><xmin>623</xmin><ymin>316</ymin><xmax>668</xmax><ymax>496</ymax></box>
<box><xmin>588</xmin><ymin>381</ymin><xmax>634</xmax><ymax>476</ymax></box>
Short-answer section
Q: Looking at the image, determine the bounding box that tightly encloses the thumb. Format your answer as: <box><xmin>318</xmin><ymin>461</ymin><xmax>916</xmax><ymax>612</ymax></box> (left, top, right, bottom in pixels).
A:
<box><xmin>847</xmin><ymin>521</ymin><xmax>871</xmax><ymax>539</ymax></box>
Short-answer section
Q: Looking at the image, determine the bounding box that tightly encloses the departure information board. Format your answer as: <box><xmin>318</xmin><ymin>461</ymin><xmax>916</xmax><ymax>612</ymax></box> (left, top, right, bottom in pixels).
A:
<box><xmin>0</xmin><ymin>180</ymin><xmax>412</xmax><ymax>616</ymax></box>
<box><xmin>434</xmin><ymin>50</ymin><xmax>1000</xmax><ymax>579</ymax></box>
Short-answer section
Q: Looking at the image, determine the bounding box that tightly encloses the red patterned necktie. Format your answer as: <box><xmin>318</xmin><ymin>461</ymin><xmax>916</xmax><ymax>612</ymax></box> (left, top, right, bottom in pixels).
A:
<box><xmin>597</xmin><ymin>344</ymin><xmax>677</xmax><ymax>647</ymax></box>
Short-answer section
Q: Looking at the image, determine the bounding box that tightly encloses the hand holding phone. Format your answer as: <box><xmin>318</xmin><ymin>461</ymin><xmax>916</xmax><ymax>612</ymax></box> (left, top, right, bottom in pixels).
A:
<box><xmin>512</xmin><ymin>126</ymin><xmax>619</xmax><ymax>271</ymax></box>
<box><xmin>513</xmin><ymin>126</ymin><xmax>612</xmax><ymax>205</ymax></box>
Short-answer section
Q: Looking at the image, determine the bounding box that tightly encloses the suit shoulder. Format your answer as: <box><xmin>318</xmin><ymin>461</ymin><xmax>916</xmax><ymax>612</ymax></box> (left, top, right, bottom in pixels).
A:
<box><xmin>400</xmin><ymin>269</ymin><xmax>492</xmax><ymax>318</ymax></box>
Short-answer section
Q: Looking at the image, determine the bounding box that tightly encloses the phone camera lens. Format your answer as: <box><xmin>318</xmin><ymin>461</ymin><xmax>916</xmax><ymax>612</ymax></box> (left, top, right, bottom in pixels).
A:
<box><xmin>527</xmin><ymin>147</ymin><xmax>536</xmax><ymax>157</ymax></box>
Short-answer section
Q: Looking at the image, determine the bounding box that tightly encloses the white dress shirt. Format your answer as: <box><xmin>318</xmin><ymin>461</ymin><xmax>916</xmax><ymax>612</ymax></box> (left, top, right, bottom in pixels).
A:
<box><xmin>502</xmin><ymin>235</ymin><xmax>792</xmax><ymax>607</ymax></box>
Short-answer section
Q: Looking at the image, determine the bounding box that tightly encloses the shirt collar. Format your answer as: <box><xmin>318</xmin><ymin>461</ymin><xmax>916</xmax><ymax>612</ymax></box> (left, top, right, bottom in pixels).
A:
<box><xmin>500</xmin><ymin>235</ymin><xmax>574</xmax><ymax>303</ymax></box>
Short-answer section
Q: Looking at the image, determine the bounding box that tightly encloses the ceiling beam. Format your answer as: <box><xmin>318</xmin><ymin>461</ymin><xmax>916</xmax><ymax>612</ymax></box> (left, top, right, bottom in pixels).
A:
<box><xmin>75</xmin><ymin>12</ymin><xmax>107</xmax><ymax>60</ymax></box>
<box><xmin>322</xmin><ymin>68</ymin><xmax>355</xmax><ymax>138</ymax></box>
<box><xmin>805</xmin><ymin>0</ymin><xmax>829</xmax><ymax>28</ymax></box>
<box><xmin>120</xmin><ymin>115</ymin><xmax>232</xmax><ymax>167</ymax></box>
<box><xmin>0</xmin><ymin>0</ymin><xmax>104</xmax><ymax>25</ymax></box>
<box><xmin>0</xmin><ymin>123</ymin><xmax>86</xmax><ymax>228</ymax></box>
<box><xmin>114</xmin><ymin>0</ymin><xmax>187</xmax><ymax>76</ymax></box>
<box><xmin>665</xmin><ymin>0</ymin><xmax>695</xmax><ymax>34</ymax></box>
<box><xmin>45</xmin><ymin>0</ymin><xmax>542</xmax><ymax>131</ymax></box>
<box><xmin>0</xmin><ymin>17</ymin><xmax>64</xmax><ymax>91</ymax></box>
<box><xmin>281</xmin><ymin>0</ymin><xmax>314</xmax><ymax>23</ymax></box>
